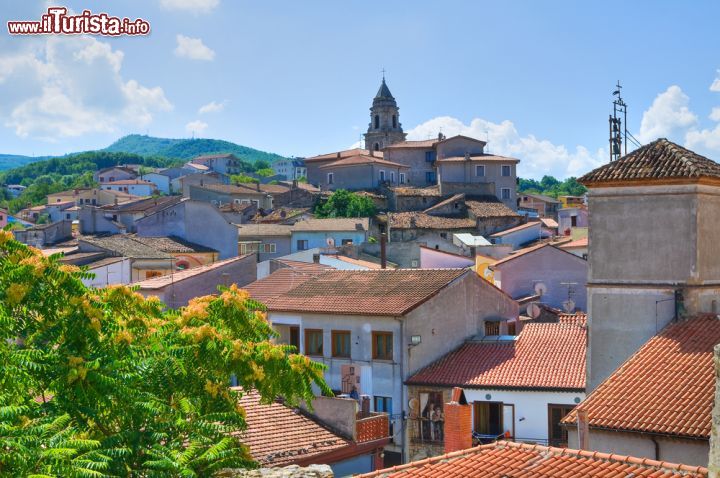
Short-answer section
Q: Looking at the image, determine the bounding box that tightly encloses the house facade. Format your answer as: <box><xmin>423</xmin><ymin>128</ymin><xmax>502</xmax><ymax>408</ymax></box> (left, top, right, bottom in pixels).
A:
<box><xmin>317</xmin><ymin>154</ymin><xmax>409</xmax><ymax>191</ymax></box>
<box><xmin>518</xmin><ymin>193</ymin><xmax>561</xmax><ymax>217</ymax></box>
<box><xmin>140</xmin><ymin>172</ymin><xmax>171</xmax><ymax>195</ymax></box>
<box><xmin>94</xmin><ymin>166</ymin><xmax>137</xmax><ymax>184</ymax></box>
<box><xmin>272</xmin><ymin>158</ymin><xmax>307</xmax><ymax>180</ymax></box>
<box><xmin>436</xmin><ymin>154</ymin><xmax>519</xmax><ymax>210</ymax></box>
<box><xmin>244</xmin><ymin>268</ymin><xmax>519</xmax><ymax>464</ymax></box>
<box><xmin>488</xmin><ymin>221</ymin><xmax>543</xmax><ymax>249</ymax></box>
<box><xmin>237</xmin><ymin>224</ymin><xmax>293</xmax><ymax>260</ymax></box>
<box><xmin>557</xmin><ymin>206</ymin><xmax>588</xmax><ymax>236</ymax></box>
<box><xmin>101</xmin><ymin>180</ymin><xmax>156</xmax><ymax>197</ymax></box>
<box><xmin>191</xmin><ymin>153</ymin><xmax>244</xmax><ymax>175</ymax></box>
<box><xmin>291</xmin><ymin>218</ymin><xmax>370</xmax><ymax>252</ymax></box>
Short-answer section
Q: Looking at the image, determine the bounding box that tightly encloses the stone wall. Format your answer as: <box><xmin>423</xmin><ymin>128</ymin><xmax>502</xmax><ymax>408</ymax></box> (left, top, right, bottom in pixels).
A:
<box><xmin>217</xmin><ymin>465</ymin><xmax>333</xmax><ymax>478</ymax></box>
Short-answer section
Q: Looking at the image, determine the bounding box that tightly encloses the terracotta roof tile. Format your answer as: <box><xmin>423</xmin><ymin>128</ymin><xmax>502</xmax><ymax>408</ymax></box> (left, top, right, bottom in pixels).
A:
<box><xmin>383</xmin><ymin>139</ymin><xmax>438</xmax><ymax>149</ymax></box>
<box><xmin>356</xmin><ymin>440</ymin><xmax>708</xmax><ymax>477</ymax></box>
<box><xmin>579</xmin><ymin>138</ymin><xmax>720</xmax><ymax>186</ymax></box>
<box><xmin>465</xmin><ymin>199</ymin><xmax>520</xmax><ymax>219</ymax></box>
<box><xmin>318</xmin><ymin>155</ymin><xmax>409</xmax><ymax>170</ymax></box>
<box><xmin>133</xmin><ymin>254</ymin><xmax>252</xmax><ymax>290</ymax></box>
<box><xmin>390</xmin><ymin>186</ymin><xmax>441</xmax><ymax>197</ymax></box>
<box><xmin>491</xmin><ymin>243</ymin><xmax>585</xmax><ymax>268</ymax></box>
<box><xmin>233</xmin><ymin>390</ymin><xmax>351</xmax><ymax>467</ymax></box>
<box><xmin>241</xmin><ymin>268</ymin><xmax>322</xmax><ymax>304</ymax></box>
<box><xmin>306</xmin><ymin>148</ymin><xmax>382</xmax><ymax>162</ymax></box>
<box><xmin>274</xmin><ymin>259</ymin><xmax>336</xmax><ymax>272</ymax></box>
<box><xmin>436</xmin><ymin>154</ymin><xmax>519</xmax><ymax>163</ymax></box>
<box><xmin>291</xmin><ymin>217</ymin><xmax>369</xmax><ymax>232</ymax></box>
<box><xmin>562</xmin><ymin>315</ymin><xmax>720</xmax><ymax>439</ymax></box>
<box><xmin>489</xmin><ymin>221</ymin><xmax>541</xmax><ymax>237</ymax></box>
<box><xmin>264</xmin><ymin>269</ymin><xmax>469</xmax><ymax>316</ymax></box>
<box><xmin>559</xmin><ymin>236</ymin><xmax>589</xmax><ymax>249</ymax></box>
<box><xmin>389</xmin><ymin>212</ymin><xmax>476</xmax><ymax>230</ymax></box>
<box><xmin>407</xmin><ymin>318</ymin><xmax>586</xmax><ymax>390</ymax></box>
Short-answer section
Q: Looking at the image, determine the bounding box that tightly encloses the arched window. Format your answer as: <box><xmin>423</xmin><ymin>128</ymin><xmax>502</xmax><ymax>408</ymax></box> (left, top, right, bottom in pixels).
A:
<box><xmin>374</xmin><ymin>143</ymin><xmax>380</xmax><ymax>151</ymax></box>
<box><xmin>374</xmin><ymin>115</ymin><xmax>380</xmax><ymax>129</ymax></box>
<box><xmin>392</xmin><ymin>115</ymin><xmax>397</xmax><ymax>128</ymax></box>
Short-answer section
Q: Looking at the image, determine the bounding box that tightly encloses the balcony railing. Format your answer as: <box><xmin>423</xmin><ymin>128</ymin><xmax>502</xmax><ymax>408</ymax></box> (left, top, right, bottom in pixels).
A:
<box><xmin>356</xmin><ymin>412</ymin><xmax>389</xmax><ymax>443</ymax></box>
<box><xmin>408</xmin><ymin>417</ymin><xmax>444</xmax><ymax>444</ymax></box>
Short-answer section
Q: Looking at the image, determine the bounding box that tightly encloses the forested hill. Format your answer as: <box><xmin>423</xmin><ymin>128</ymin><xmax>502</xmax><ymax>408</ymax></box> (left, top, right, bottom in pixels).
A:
<box><xmin>104</xmin><ymin>134</ymin><xmax>287</xmax><ymax>163</ymax></box>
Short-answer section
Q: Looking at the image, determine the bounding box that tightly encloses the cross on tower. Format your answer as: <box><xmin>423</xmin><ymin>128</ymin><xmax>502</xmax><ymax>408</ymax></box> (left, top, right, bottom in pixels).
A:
<box><xmin>381</xmin><ymin>67</ymin><xmax>386</xmax><ymax>80</ymax></box>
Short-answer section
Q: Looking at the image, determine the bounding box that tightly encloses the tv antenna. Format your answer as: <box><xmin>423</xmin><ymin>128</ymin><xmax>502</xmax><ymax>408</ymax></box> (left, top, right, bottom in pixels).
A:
<box><xmin>609</xmin><ymin>81</ymin><xmax>627</xmax><ymax>162</ymax></box>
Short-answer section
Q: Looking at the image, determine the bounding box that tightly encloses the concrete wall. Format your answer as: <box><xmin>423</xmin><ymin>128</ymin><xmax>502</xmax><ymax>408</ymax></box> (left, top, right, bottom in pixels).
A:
<box><xmin>138</xmin><ymin>254</ymin><xmax>256</xmax><ymax>308</ymax></box>
<box><xmin>587</xmin><ymin>184</ymin><xmax>720</xmax><ymax>390</ymax></box>
<box><xmin>491</xmin><ymin>222</ymin><xmax>542</xmax><ymax>249</ymax></box>
<box><xmin>141</xmin><ymin>173</ymin><xmax>170</xmax><ymax>195</ymax></box>
<box><xmin>567</xmin><ymin>428</ymin><xmax>709</xmax><ymax>467</ymax></box>
<box><xmin>291</xmin><ymin>230</ymin><xmax>368</xmax><ymax>252</ymax></box>
<box><xmin>420</xmin><ymin>247</ymin><xmax>474</xmax><ymax>269</ymax></box>
<box><xmin>435</xmin><ymin>137</ymin><xmax>485</xmax><ymax>159</ymax></box>
<box><xmin>558</xmin><ymin>207</ymin><xmax>589</xmax><ymax>234</ymax></box>
<box><xmin>492</xmin><ymin>246</ymin><xmax>588</xmax><ymax>311</ymax></box>
<box><xmin>136</xmin><ymin>200</ymin><xmax>239</xmax><ymax>259</ymax></box>
<box><xmin>188</xmin><ymin>185</ymin><xmax>272</xmax><ymax>210</ymax></box>
<box><xmin>383</xmin><ymin>148</ymin><xmax>437</xmax><ymax>187</ymax></box>
<box><xmin>437</xmin><ymin>162</ymin><xmax>517</xmax><ymax>210</ymax></box>
<box><xmin>13</xmin><ymin>220</ymin><xmax>73</xmax><ymax>247</ymax></box>
<box><xmin>300</xmin><ymin>396</ymin><xmax>357</xmax><ymax>440</ymax></box>
<box><xmin>85</xmin><ymin>258</ymin><xmax>131</xmax><ymax>287</ymax></box>
<box><xmin>306</xmin><ymin>159</ymin><xmax>338</xmax><ymax>187</ymax></box>
<box><xmin>318</xmin><ymin>163</ymin><xmax>406</xmax><ymax>191</ymax></box>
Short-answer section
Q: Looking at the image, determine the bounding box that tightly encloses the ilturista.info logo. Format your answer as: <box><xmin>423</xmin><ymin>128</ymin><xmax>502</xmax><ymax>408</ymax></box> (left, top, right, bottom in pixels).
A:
<box><xmin>7</xmin><ymin>7</ymin><xmax>150</xmax><ymax>36</ymax></box>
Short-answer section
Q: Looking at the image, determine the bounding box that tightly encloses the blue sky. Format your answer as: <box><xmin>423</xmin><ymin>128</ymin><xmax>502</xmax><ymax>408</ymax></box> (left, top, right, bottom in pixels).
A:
<box><xmin>1</xmin><ymin>0</ymin><xmax>720</xmax><ymax>179</ymax></box>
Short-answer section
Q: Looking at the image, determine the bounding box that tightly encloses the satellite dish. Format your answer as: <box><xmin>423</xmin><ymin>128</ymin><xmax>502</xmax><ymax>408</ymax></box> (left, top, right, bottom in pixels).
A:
<box><xmin>326</xmin><ymin>237</ymin><xmax>335</xmax><ymax>247</ymax></box>
<box><xmin>563</xmin><ymin>298</ymin><xmax>576</xmax><ymax>313</ymax></box>
<box><xmin>528</xmin><ymin>302</ymin><xmax>542</xmax><ymax>319</ymax></box>
<box><xmin>534</xmin><ymin>282</ymin><xmax>548</xmax><ymax>296</ymax></box>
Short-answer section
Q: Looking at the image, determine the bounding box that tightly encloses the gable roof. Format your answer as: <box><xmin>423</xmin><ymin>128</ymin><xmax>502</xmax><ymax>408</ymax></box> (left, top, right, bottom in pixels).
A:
<box><xmin>78</xmin><ymin>235</ymin><xmax>173</xmax><ymax>259</ymax></box>
<box><xmin>232</xmin><ymin>389</ymin><xmax>351</xmax><ymax>467</ymax></box>
<box><xmin>273</xmin><ymin>258</ymin><xmax>336</xmax><ymax>272</ymax></box>
<box><xmin>520</xmin><ymin>192</ymin><xmax>561</xmax><ymax>203</ymax></box>
<box><xmin>407</xmin><ymin>317</ymin><xmax>586</xmax><ymax>391</ymax></box>
<box><xmin>383</xmin><ymin>139</ymin><xmax>439</xmax><ymax>149</ymax></box>
<box><xmin>130</xmin><ymin>235</ymin><xmax>217</xmax><ymax>254</ymax></box>
<box><xmin>579</xmin><ymin>138</ymin><xmax>720</xmax><ymax>186</ymax></box>
<box><xmin>133</xmin><ymin>254</ymin><xmax>252</xmax><ymax>289</ymax></box>
<box><xmin>465</xmin><ymin>199</ymin><xmax>520</xmax><ymax>219</ymax></box>
<box><xmin>292</xmin><ymin>217</ymin><xmax>369</xmax><ymax>232</ymax></box>
<box><xmin>319</xmin><ymin>154</ymin><xmax>409</xmax><ymax>170</ymax></box>
<box><xmin>488</xmin><ymin>221</ymin><xmax>541</xmax><ymax>237</ymax></box>
<box><xmin>389</xmin><ymin>212</ymin><xmax>476</xmax><ymax>230</ymax></box>
<box><xmin>263</xmin><ymin>269</ymin><xmax>469</xmax><ymax>316</ymax></box>
<box><xmin>491</xmin><ymin>243</ymin><xmax>586</xmax><ymax>268</ymax></box>
<box><xmin>559</xmin><ymin>236</ymin><xmax>589</xmax><ymax>249</ymax></box>
<box><xmin>237</xmin><ymin>224</ymin><xmax>293</xmax><ymax>237</ymax></box>
<box><xmin>100</xmin><ymin>195</ymin><xmax>183</xmax><ymax>214</ymax></box>
<box><xmin>563</xmin><ymin>315</ymin><xmax>720</xmax><ymax>440</ymax></box>
<box><xmin>103</xmin><ymin>179</ymin><xmax>155</xmax><ymax>186</ymax></box>
<box><xmin>436</xmin><ymin>154</ymin><xmax>519</xmax><ymax>164</ymax></box>
<box><xmin>356</xmin><ymin>440</ymin><xmax>708</xmax><ymax>478</ymax></box>
<box><xmin>242</xmin><ymin>268</ymin><xmax>323</xmax><ymax>304</ymax></box>
<box><xmin>306</xmin><ymin>148</ymin><xmax>382</xmax><ymax>162</ymax></box>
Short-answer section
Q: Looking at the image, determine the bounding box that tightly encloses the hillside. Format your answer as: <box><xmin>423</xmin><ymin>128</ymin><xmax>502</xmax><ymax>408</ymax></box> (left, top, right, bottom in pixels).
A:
<box><xmin>0</xmin><ymin>154</ymin><xmax>53</xmax><ymax>171</ymax></box>
<box><xmin>104</xmin><ymin>134</ymin><xmax>287</xmax><ymax>163</ymax></box>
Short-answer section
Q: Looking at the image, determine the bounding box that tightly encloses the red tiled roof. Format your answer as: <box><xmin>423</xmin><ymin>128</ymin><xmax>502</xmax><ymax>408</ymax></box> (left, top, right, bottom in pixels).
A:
<box><xmin>579</xmin><ymin>138</ymin><xmax>720</xmax><ymax>186</ymax></box>
<box><xmin>560</xmin><ymin>236</ymin><xmax>589</xmax><ymax>249</ymax></box>
<box><xmin>488</xmin><ymin>221</ymin><xmax>541</xmax><ymax>237</ymax></box>
<box><xmin>436</xmin><ymin>154</ymin><xmax>519</xmax><ymax>163</ymax></box>
<box><xmin>465</xmin><ymin>199</ymin><xmax>520</xmax><ymax>219</ymax></box>
<box><xmin>264</xmin><ymin>269</ymin><xmax>469</xmax><ymax>316</ymax></box>
<box><xmin>383</xmin><ymin>139</ymin><xmax>438</xmax><ymax>149</ymax></box>
<box><xmin>491</xmin><ymin>243</ymin><xmax>585</xmax><ymax>268</ymax></box>
<box><xmin>233</xmin><ymin>390</ymin><xmax>351</xmax><ymax>467</ymax></box>
<box><xmin>389</xmin><ymin>212</ymin><xmax>477</xmax><ymax>230</ymax></box>
<box><xmin>563</xmin><ymin>315</ymin><xmax>720</xmax><ymax>439</ymax></box>
<box><xmin>306</xmin><ymin>148</ymin><xmax>382</xmax><ymax>162</ymax></box>
<box><xmin>104</xmin><ymin>179</ymin><xmax>155</xmax><ymax>186</ymax></box>
<box><xmin>274</xmin><ymin>259</ymin><xmax>336</xmax><ymax>272</ymax></box>
<box><xmin>540</xmin><ymin>217</ymin><xmax>559</xmax><ymax>228</ymax></box>
<box><xmin>241</xmin><ymin>268</ymin><xmax>321</xmax><ymax>304</ymax></box>
<box><xmin>356</xmin><ymin>440</ymin><xmax>708</xmax><ymax>478</ymax></box>
<box><xmin>133</xmin><ymin>254</ymin><xmax>252</xmax><ymax>290</ymax></box>
<box><xmin>319</xmin><ymin>155</ymin><xmax>409</xmax><ymax>170</ymax></box>
<box><xmin>407</xmin><ymin>318</ymin><xmax>586</xmax><ymax>391</ymax></box>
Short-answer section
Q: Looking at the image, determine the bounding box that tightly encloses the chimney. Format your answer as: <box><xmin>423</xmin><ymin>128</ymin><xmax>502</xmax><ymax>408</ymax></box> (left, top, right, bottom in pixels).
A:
<box><xmin>369</xmin><ymin>149</ymin><xmax>374</xmax><ymax>157</ymax></box>
<box><xmin>465</xmin><ymin>152</ymin><xmax>470</xmax><ymax>161</ymax></box>
<box><xmin>361</xmin><ymin>395</ymin><xmax>371</xmax><ymax>416</ymax></box>
<box><xmin>444</xmin><ymin>387</ymin><xmax>472</xmax><ymax>454</ymax></box>
<box><xmin>256</xmin><ymin>182</ymin><xmax>260</xmax><ymax>191</ymax></box>
<box><xmin>337</xmin><ymin>152</ymin><xmax>341</xmax><ymax>159</ymax></box>
<box><xmin>312</xmin><ymin>253</ymin><xmax>321</xmax><ymax>263</ymax></box>
<box><xmin>292</xmin><ymin>179</ymin><xmax>298</xmax><ymax>189</ymax></box>
<box><xmin>380</xmin><ymin>232</ymin><xmax>387</xmax><ymax>269</ymax></box>
<box><xmin>576</xmin><ymin>409</ymin><xmax>589</xmax><ymax>450</ymax></box>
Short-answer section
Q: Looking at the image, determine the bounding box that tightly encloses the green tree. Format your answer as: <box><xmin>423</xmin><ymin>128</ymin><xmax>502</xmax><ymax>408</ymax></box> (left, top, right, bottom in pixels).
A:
<box><xmin>231</xmin><ymin>174</ymin><xmax>260</xmax><ymax>185</ymax></box>
<box><xmin>253</xmin><ymin>160</ymin><xmax>271</xmax><ymax>171</ymax></box>
<box><xmin>315</xmin><ymin>189</ymin><xmax>376</xmax><ymax>218</ymax></box>
<box><xmin>0</xmin><ymin>233</ymin><xmax>329</xmax><ymax>477</ymax></box>
<box><xmin>255</xmin><ymin>168</ymin><xmax>275</xmax><ymax>178</ymax></box>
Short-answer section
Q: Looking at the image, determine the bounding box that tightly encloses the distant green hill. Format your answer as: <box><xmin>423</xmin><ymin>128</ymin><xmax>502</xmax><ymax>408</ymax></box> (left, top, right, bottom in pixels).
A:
<box><xmin>0</xmin><ymin>154</ymin><xmax>53</xmax><ymax>171</ymax></box>
<box><xmin>104</xmin><ymin>134</ymin><xmax>287</xmax><ymax>163</ymax></box>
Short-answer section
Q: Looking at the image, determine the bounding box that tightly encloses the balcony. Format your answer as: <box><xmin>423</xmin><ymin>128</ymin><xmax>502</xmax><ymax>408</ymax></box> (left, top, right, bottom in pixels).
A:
<box><xmin>409</xmin><ymin>416</ymin><xmax>444</xmax><ymax>444</ymax></box>
<box><xmin>356</xmin><ymin>412</ymin><xmax>390</xmax><ymax>443</ymax></box>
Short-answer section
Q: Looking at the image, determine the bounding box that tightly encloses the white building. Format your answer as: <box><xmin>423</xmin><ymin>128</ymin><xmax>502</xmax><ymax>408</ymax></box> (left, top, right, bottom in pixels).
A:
<box><xmin>101</xmin><ymin>180</ymin><xmax>156</xmax><ymax>197</ymax></box>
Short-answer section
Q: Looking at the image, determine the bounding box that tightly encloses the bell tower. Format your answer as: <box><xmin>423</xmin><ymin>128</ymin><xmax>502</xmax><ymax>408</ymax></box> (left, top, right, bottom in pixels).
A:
<box><xmin>363</xmin><ymin>74</ymin><xmax>407</xmax><ymax>151</ymax></box>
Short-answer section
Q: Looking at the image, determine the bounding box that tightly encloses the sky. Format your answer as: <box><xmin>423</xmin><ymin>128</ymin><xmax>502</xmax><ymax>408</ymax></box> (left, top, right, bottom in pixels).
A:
<box><xmin>1</xmin><ymin>0</ymin><xmax>720</xmax><ymax>179</ymax></box>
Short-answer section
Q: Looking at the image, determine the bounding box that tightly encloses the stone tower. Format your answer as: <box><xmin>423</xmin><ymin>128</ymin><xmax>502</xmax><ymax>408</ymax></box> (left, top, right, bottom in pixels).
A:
<box><xmin>363</xmin><ymin>77</ymin><xmax>407</xmax><ymax>151</ymax></box>
<box><xmin>580</xmin><ymin>138</ymin><xmax>720</xmax><ymax>391</ymax></box>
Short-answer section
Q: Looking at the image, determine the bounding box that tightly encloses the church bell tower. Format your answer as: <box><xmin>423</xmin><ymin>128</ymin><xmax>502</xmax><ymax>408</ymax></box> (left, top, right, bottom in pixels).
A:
<box><xmin>363</xmin><ymin>75</ymin><xmax>407</xmax><ymax>151</ymax></box>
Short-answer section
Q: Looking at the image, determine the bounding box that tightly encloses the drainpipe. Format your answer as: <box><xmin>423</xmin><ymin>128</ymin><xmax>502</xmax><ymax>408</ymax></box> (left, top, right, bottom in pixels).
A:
<box><xmin>380</xmin><ymin>232</ymin><xmax>387</xmax><ymax>269</ymax></box>
<box><xmin>650</xmin><ymin>437</ymin><xmax>660</xmax><ymax>460</ymax></box>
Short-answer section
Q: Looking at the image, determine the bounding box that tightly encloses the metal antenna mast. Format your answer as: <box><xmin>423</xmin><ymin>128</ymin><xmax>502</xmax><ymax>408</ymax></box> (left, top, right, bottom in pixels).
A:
<box><xmin>609</xmin><ymin>81</ymin><xmax>627</xmax><ymax>162</ymax></box>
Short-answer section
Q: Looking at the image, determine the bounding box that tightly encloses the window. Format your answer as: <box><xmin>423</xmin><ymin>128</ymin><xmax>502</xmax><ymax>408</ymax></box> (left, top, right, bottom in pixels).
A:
<box><xmin>501</xmin><ymin>188</ymin><xmax>511</xmax><ymax>200</ymax></box>
<box><xmin>476</xmin><ymin>165</ymin><xmax>485</xmax><ymax>177</ymax></box>
<box><xmin>259</xmin><ymin>243</ymin><xmax>276</xmax><ymax>253</ymax></box>
<box><xmin>296</xmin><ymin>239</ymin><xmax>309</xmax><ymax>251</ymax></box>
<box><xmin>548</xmin><ymin>404</ymin><xmax>574</xmax><ymax>447</ymax></box>
<box><xmin>374</xmin><ymin>396</ymin><xmax>392</xmax><ymax>413</ymax></box>
<box><xmin>341</xmin><ymin>239</ymin><xmax>353</xmax><ymax>245</ymax></box>
<box><xmin>392</xmin><ymin>115</ymin><xmax>397</xmax><ymax>128</ymax></box>
<box><xmin>484</xmin><ymin>321</ymin><xmax>500</xmax><ymax>336</ymax></box>
<box><xmin>372</xmin><ymin>331</ymin><xmax>393</xmax><ymax>360</ymax></box>
<box><xmin>474</xmin><ymin>402</ymin><xmax>514</xmax><ymax>438</ymax></box>
<box><xmin>416</xmin><ymin>391</ymin><xmax>444</xmax><ymax>443</ymax></box>
<box><xmin>374</xmin><ymin>115</ymin><xmax>380</xmax><ymax>129</ymax></box>
<box><xmin>425</xmin><ymin>151</ymin><xmax>436</xmax><ymax>162</ymax></box>
<box><xmin>501</xmin><ymin>165</ymin><xmax>511</xmax><ymax>177</ymax></box>
<box><xmin>327</xmin><ymin>173</ymin><xmax>334</xmax><ymax>185</ymax></box>
<box><xmin>390</xmin><ymin>172</ymin><xmax>395</xmax><ymax>183</ymax></box>
<box><xmin>425</xmin><ymin>171</ymin><xmax>436</xmax><ymax>184</ymax></box>
<box><xmin>399</xmin><ymin>173</ymin><xmax>406</xmax><ymax>184</ymax></box>
<box><xmin>332</xmin><ymin>330</ymin><xmax>351</xmax><ymax>358</ymax></box>
<box><xmin>289</xmin><ymin>326</ymin><xmax>300</xmax><ymax>350</ymax></box>
<box><xmin>571</xmin><ymin>215</ymin><xmax>578</xmax><ymax>227</ymax></box>
<box><xmin>379</xmin><ymin>170</ymin><xmax>386</xmax><ymax>182</ymax></box>
<box><xmin>374</xmin><ymin>142</ymin><xmax>380</xmax><ymax>151</ymax></box>
<box><xmin>65</xmin><ymin>213</ymin><xmax>71</xmax><ymax>220</ymax></box>
<box><xmin>440</xmin><ymin>232</ymin><xmax>447</xmax><ymax>239</ymax></box>
<box><xmin>304</xmin><ymin>329</ymin><xmax>323</xmax><ymax>356</ymax></box>
<box><xmin>507</xmin><ymin>321</ymin><xmax>517</xmax><ymax>336</ymax></box>
<box><xmin>239</xmin><ymin>241</ymin><xmax>261</xmax><ymax>254</ymax></box>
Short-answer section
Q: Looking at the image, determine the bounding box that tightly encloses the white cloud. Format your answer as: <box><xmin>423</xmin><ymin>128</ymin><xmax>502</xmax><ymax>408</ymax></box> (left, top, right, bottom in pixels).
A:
<box><xmin>198</xmin><ymin>100</ymin><xmax>225</xmax><ymax>114</ymax></box>
<box><xmin>174</xmin><ymin>35</ymin><xmax>215</xmax><ymax>61</ymax></box>
<box><xmin>711</xmin><ymin>70</ymin><xmax>720</xmax><ymax>92</ymax></box>
<box><xmin>160</xmin><ymin>0</ymin><xmax>219</xmax><ymax>13</ymax></box>
<box><xmin>637</xmin><ymin>85</ymin><xmax>697</xmax><ymax>143</ymax></box>
<box><xmin>0</xmin><ymin>35</ymin><xmax>172</xmax><ymax>140</ymax></box>
<box><xmin>710</xmin><ymin>107</ymin><xmax>720</xmax><ymax>122</ymax></box>
<box><xmin>406</xmin><ymin>116</ymin><xmax>605</xmax><ymax>179</ymax></box>
<box><xmin>185</xmin><ymin>119</ymin><xmax>208</xmax><ymax>135</ymax></box>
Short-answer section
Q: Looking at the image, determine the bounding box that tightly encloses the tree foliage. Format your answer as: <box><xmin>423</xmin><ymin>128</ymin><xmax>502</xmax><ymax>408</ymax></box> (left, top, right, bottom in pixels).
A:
<box><xmin>0</xmin><ymin>233</ymin><xmax>329</xmax><ymax>477</ymax></box>
<box><xmin>517</xmin><ymin>175</ymin><xmax>586</xmax><ymax>198</ymax></box>
<box><xmin>315</xmin><ymin>189</ymin><xmax>377</xmax><ymax>218</ymax></box>
<box><xmin>254</xmin><ymin>168</ymin><xmax>275</xmax><ymax>178</ymax></box>
<box><xmin>230</xmin><ymin>175</ymin><xmax>259</xmax><ymax>185</ymax></box>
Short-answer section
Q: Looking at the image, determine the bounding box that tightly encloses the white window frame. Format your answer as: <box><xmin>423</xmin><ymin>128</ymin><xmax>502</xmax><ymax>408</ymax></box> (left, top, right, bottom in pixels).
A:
<box><xmin>476</xmin><ymin>165</ymin><xmax>485</xmax><ymax>177</ymax></box>
<box><xmin>501</xmin><ymin>164</ymin><xmax>512</xmax><ymax>177</ymax></box>
<box><xmin>501</xmin><ymin>188</ymin><xmax>511</xmax><ymax>200</ymax></box>
<box><xmin>327</xmin><ymin>173</ymin><xmax>334</xmax><ymax>185</ymax></box>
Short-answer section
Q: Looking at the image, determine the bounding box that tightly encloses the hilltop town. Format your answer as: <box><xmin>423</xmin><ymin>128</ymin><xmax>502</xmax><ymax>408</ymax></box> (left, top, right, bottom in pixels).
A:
<box><xmin>4</xmin><ymin>78</ymin><xmax>720</xmax><ymax>478</ymax></box>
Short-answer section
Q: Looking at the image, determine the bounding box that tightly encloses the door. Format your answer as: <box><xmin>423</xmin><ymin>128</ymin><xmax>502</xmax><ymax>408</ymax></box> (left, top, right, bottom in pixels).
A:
<box><xmin>289</xmin><ymin>326</ymin><xmax>300</xmax><ymax>350</ymax></box>
<box><xmin>473</xmin><ymin>402</ymin><xmax>503</xmax><ymax>439</ymax></box>
<box><xmin>548</xmin><ymin>404</ymin><xmax>574</xmax><ymax>447</ymax></box>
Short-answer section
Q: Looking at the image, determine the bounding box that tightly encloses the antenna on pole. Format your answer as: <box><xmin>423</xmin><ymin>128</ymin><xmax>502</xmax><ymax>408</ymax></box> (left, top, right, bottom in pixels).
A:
<box><xmin>609</xmin><ymin>81</ymin><xmax>627</xmax><ymax>162</ymax></box>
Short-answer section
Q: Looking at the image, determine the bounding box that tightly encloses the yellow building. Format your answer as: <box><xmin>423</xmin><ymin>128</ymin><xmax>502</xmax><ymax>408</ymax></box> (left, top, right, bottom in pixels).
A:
<box><xmin>475</xmin><ymin>253</ymin><xmax>498</xmax><ymax>283</ymax></box>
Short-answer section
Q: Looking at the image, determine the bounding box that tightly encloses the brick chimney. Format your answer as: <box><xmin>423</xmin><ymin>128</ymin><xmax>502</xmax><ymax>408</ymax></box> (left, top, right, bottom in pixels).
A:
<box><xmin>444</xmin><ymin>387</ymin><xmax>472</xmax><ymax>454</ymax></box>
